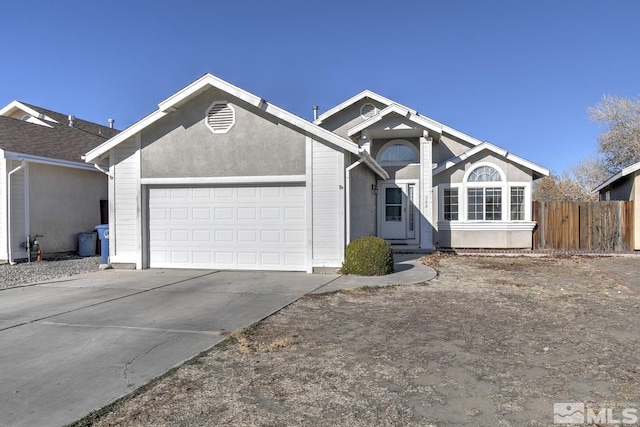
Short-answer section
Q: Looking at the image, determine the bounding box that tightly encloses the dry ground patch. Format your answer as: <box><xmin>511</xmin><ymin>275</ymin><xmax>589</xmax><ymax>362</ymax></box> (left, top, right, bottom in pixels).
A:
<box><xmin>84</xmin><ymin>256</ymin><xmax>640</xmax><ymax>426</ymax></box>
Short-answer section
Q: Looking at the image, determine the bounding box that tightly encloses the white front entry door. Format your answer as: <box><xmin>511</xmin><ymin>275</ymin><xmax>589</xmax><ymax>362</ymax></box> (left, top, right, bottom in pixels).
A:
<box><xmin>379</xmin><ymin>182</ymin><xmax>417</xmax><ymax>241</ymax></box>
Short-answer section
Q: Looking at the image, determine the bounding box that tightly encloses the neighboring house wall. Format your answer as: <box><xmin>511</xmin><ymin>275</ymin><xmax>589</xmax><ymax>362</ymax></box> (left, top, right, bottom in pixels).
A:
<box><xmin>312</xmin><ymin>140</ymin><xmax>345</xmax><ymax>266</ymax></box>
<box><xmin>9</xmin><ymin>161</ymin><xmax>26</xmax><ymax>258</ymax></box>
<box><xmin>0</xmin><ymin>159</ymin><xmax>6</xmax><ymax>260</ymax></box>
<box><xmin>635</xmin><ymin>174</ymin><xmax>640</xmax><ymax>250</ymax></box>
<box><xmin>111</xmin><ymin>139</ymin><xmax>140</xmax><ymax>265</ymax></box>
<box><xmin>28</xmin><ymin>163</ymin><xmax>107</xmax><ymax>253</ymax></box>
<box><xmin>348</xmin><ymin>162</ymin><xmax>377</xmax><ymax>241</ymax></box>
<box><xmin>140</xmin><ymin>88</ymin><xmax>305</xmax><ymax>178</ymax></box>
<box><xmin>607</xmin><ymin>175</ymin><xmax>634</xmax><ymax>200</ymax></box>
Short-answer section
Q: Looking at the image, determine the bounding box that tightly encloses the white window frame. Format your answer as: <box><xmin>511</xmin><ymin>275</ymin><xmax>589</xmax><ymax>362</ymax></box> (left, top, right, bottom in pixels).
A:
<box><xmin>375</xmin><ymin>139</ymin><xmax>420</xmax><ymax>167</ymax></box>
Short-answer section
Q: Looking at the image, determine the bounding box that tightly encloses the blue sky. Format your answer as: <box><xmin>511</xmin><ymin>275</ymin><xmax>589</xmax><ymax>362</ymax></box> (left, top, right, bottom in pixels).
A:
<box><xmin>1</xmin><ymin>0</ymin><xmax>639</xmax><ymax>173</ymax></box>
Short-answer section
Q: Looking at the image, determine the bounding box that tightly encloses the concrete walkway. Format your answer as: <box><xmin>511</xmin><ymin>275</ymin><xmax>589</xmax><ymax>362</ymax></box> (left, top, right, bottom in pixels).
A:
<box><xmin>0</xmin><ymin>256</ymin><xmax>435</xmax><ymax>427</ymax></box>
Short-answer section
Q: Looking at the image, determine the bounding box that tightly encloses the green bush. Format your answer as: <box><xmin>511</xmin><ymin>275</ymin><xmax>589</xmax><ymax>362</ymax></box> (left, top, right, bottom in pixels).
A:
<box><xmin>341</xmin><ymin>236</ymin><xmax>394</xmax><ymax>276</ymax></box>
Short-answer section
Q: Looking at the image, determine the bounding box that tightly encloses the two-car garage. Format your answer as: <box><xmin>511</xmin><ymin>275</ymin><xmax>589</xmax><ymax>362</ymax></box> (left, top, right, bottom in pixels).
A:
<box><xmin>147</xmin><ymin>185</ymin><xmax>307</xmax><ymax>271</ymax></box>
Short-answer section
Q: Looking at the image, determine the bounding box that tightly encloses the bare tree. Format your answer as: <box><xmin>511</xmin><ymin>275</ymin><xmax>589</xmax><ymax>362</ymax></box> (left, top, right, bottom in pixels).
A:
<box><xmin>533</xmin><ymin>156</ymin><xmax>608</xmax><ymax>202</ymax></box>
<box><xmin>588</xmin><ymin>94</ymin><xmax>640</xmax><ymax>173</ymax></box>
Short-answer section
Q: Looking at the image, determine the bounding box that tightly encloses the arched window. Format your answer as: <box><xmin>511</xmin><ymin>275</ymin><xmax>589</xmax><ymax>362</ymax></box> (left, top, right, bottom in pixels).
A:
<box><xmin>465</xmin><ymin>164</ymin><xmax>503</xmax><ymax>221</ymax></box>
<box><xmin>376</xmin><ymin>140</ymin><xmax>419</xmax><ymax>164</ymax></box>
<box><xmin>467</xmin><ymin>165</ymin><xmax>502</xmax><ymax>182</ymax></box>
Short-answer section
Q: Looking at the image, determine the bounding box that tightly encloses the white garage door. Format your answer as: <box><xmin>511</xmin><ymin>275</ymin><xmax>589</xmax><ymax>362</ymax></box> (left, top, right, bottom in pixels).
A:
<box><xmin>148</xmin><ymin>186</ymin><xmax>306</xmax><ymax>271</ymax></box>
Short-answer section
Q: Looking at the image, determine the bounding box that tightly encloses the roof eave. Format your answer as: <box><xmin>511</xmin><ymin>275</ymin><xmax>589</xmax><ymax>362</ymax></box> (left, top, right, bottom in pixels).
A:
<box><xmin>593</xmin><ymin>161</ymin><xmax>640</xmax><ymax>193</ymax></box>
<box><xmin>85</xmin><ymin>74</ymin><xmax>362</xmax><ymax>163</ymax></box>
<box><xmin>433</xmin><ymin>142</ymin><xmax>549</xmax><ymax>178</ymax></box>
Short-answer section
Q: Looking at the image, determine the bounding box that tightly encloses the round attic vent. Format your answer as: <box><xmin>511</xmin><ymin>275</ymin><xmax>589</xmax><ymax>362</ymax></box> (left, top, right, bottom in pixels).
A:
<box><xmin>360</xmin><ymin>102</ymin><xmax>377</xmax><ymax>119</ymax></box>
<box><xmin>21</xmin><ymin>114</ymin><xmax>31</xmax><ymax>121</ymax></box>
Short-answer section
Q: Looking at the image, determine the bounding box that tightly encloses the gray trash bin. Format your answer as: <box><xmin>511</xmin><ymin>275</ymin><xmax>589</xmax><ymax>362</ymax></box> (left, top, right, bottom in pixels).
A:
<box><xmin>78</xmin><ymin>232</ymin><xmax>97</xmax><ymax>256</ymax></box>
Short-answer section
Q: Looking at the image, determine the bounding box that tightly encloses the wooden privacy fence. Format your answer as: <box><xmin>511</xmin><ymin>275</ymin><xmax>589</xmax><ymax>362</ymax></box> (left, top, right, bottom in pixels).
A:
<box><xmin>532</xmin><ymin>201</ymin><xmax>634</xmax><ymax>251</ymax></box>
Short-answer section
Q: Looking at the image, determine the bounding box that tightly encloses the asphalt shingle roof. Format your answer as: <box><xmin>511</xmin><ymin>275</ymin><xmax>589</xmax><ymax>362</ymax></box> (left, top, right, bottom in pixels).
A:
<box><xmin>0</xmin><ymin>103</ymin><xmax>119</xmax><ymax>163</ymax></box>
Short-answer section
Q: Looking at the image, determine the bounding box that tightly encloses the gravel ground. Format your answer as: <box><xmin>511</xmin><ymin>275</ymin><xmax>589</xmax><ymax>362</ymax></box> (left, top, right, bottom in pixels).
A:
<box><xmin>86</xmin><ymin>255</ymin><xmax>640</xmax><ymax>427</ymax></box>
<box><xmin>0</xmin><ymin>254</ymin><xmax>101</xmax><ymax>289</ymax></box>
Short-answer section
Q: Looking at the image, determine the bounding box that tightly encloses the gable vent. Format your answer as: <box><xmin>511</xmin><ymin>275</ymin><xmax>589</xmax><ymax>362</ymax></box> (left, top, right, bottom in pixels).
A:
<box><xmin>206</xmin><ymin>101</ymin><xmax>235</xmax><ymax>134</ymax></box>
<box><xmin>360</xmin><ymin>102</ymin><xmax>377</xmax><ymax>119</ymax></box>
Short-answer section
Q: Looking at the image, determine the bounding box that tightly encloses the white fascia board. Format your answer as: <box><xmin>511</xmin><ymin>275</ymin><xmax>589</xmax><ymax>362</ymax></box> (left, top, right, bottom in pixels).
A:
<box><xmin>441</xmin><ymin>125</ymin><xmax>483</xmax><ymax>146</ymax></box>
<box><xmin>358</xmin><ymin>148</ymin><xmax>389</xmax><ymax>180</ymax></box>
<box><xmin>140</xmin><ymin>175</ymin><xmax>306</xmax><ymax>185</ymax></box>
<box><xmin>84</xmin><ymin>109</ymin><xmax>167</xmax><ymax>163</ymax></box>
<box><xmin>347</xmin><ymin>104</ymin><xmax>443</xmax><ymax>137</ymax></box>
<box><xmin>158</xmin><ymin>73</ymin><xmax>263</xmax><ymax>112</ymax></box>
<box><xmin>0</xmin><ymin>100</ymin><xmax>59</xmax><ymax>123</ymax></box>
<box><xmin>3</xmin><ymin>151</ymin><xmax>99</xmax><ymax>171</ymax></box>
<box><xmin>261</xmin><ymin>103</ymin><xmax>360</xmax><ymax>155</ymax></box>
<box><xmin>433</xmin><ymin>142</ymin><xmax>549</xmax><ymax>177</ymax></box>
<box><xmin>593</xmin><ymin>161</ymin><xmax>640</xmax><ymax>193</ymax></box>
<box><xmin>314</xmin><ymin>90</ymin><xmax>418</xmax><ymax>125</ymax></box>
<box><xmin>86</xmin><ymin>73</ymin><xmax>361</xmax><ymax>163</ymax></box>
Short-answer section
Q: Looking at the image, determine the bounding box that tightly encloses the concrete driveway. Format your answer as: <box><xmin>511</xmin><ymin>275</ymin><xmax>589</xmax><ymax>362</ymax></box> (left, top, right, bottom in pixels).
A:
<box><xmin>0</xmin><ymin>269</ymin><xmax>340</xmax><ymax>427</ymax></box>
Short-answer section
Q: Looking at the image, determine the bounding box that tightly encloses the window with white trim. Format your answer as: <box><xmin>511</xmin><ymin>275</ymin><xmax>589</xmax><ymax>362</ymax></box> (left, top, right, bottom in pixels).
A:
<box><xmin>510</xmin><ymin>187</ymin><xmax>525</xmax><ymax>220</ymax></box>
<box><xmin>466</xmin><ymin>165</ymin><xmax>503</xmax><ymax>221</ymax></box>
<box><xmin>379</xmin><ymin>144</ymin><xmax>418</xmax><ymax>162</ymax></box>
<box><xmin>205</xmin><ymin>101</ymin><xmax>235</xmax><ymax>134</ymax></box>
<box><xmin>444</xmin><ymin>188</ymin><xmax>458</xmax><ymax>220</ymax></box>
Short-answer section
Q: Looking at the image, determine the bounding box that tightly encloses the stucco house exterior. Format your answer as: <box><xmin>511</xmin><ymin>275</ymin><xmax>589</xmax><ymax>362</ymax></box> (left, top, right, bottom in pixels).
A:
<box><xmin>594</xmin><ymin>161</ymin><xmax>640</xmax><ymax>250</ymax></box>
<box><xmin>0</xmin><ymin>101</ymin><xmax>118</xmax><ymax>263</ymax></box>
<box><xmin>84</xmin><ymin>73</ymin><xmax>548</xmax><ymax>272</ymax></box>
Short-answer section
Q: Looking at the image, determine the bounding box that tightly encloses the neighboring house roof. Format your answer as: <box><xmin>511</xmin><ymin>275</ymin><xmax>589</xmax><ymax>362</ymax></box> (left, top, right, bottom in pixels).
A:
<box><xmin>83</xmin><ymin>74</ymin><xmax>389</xmax><ymax>179</ymax></box>
<box><xmin>593</xmin><ymin>161</ymin><xmax>640</xmax><ymax>193</ymax></box>
<box><xmin>433</xmin><ymin>141</ymin><xmax>549</xmax><ymax>179</ymax></box>
<box><xmin>0</xmin><ymin>101</ymin><xmax>118</xmax><ymax>164</ymax></box>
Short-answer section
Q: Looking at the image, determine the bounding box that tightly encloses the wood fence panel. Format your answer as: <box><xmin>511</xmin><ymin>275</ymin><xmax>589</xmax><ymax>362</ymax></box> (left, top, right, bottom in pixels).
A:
<box><xmin>532</xmin><ymin>201</ymin><xmax>633</xmax><ymax>251</ymax></box>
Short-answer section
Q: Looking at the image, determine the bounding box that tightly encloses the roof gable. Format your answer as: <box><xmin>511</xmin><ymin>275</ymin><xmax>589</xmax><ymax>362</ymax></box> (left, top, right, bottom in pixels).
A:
<box><xmin>313</xmin><ymin>90</ymin><xmax>411</xmax><ymax>125</ymax></box>
<box><xmin>347</xmin><ymin>104</ymin><xmax>443</xmax><ymax>137</ymax></box>
<box><xmin>84</xmin><ymin>73</ymin><xmax>365</xmax><ymax>164</ymax></box>
<box><xmin>433</xmin><ymin>142</ymin><xmax>549</xmax><ymax>179</ymax></box>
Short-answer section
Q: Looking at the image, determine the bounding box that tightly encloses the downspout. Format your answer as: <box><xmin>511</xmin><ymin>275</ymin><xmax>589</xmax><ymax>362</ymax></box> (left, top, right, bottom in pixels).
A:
<box><xmin>7</xmin><ymin>160</ymin><xmax>26</xmax><ymax>265</ymax></box>
<box><xmin>345</xmin><ymin>159</ymin><xmax>365</xmax><ymax>245</ymax></box>
<box><xmin>93</xmin><ymin>163</ymin><xmax>113</xmax><ymax>178</ymax></box>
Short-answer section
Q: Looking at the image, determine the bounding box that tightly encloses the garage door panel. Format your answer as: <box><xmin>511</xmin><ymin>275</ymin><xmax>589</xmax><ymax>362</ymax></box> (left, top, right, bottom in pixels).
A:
<box><xmin>149</xmin><ymin>186</ymin><xmax>306</xmax><ymax>271</ymax></box>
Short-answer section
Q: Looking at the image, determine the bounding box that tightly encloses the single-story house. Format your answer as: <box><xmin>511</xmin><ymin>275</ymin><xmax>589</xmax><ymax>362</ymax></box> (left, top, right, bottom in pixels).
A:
<box><xmin>0</xmin><ymin>101</ymin><xmax>118</xmax><ymax>263</ymax></box>
<box><xmin>594</xmin><ymin>161</ymin><xmax>640</xmax><ymax>250</ymax></box>
<box><xmin>84</xmin><ymin>73</ymin><xmax>548</xmax><ymax>272</ymax></box>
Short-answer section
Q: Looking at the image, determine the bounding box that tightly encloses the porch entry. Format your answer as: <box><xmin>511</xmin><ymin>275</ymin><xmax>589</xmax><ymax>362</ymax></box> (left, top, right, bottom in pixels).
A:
<box><xmin>378</xmin><ymin>182</ymin><xmax>418</xmax><ymax>242</ymax></box>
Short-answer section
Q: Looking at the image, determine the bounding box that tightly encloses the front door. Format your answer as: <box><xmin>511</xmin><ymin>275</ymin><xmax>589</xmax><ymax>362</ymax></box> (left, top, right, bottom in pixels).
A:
<box><xmin>379</xmin><ymin>182</ymin><xmax>417</xmax><ymax>241</ymax></box>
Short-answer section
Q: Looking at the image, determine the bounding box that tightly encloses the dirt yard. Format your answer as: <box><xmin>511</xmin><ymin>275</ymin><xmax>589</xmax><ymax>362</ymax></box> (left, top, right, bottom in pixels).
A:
<box><xmin>88</xmin><ymin>255</ymin><xmax>640</xmax><ymax>426</ymax></box>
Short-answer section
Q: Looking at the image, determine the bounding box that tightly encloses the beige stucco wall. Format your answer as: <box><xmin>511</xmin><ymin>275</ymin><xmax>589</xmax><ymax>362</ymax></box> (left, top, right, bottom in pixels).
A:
<box><xmin>141</xmin><ymin>87</ymin><xmax>305</xmax><ymax>178</ymax></box>
<box><xmin>29</xmin><ymin>163</ymin><xmax>107</xmax><ymax>253</ymax></box>
<box><xmin>435</xmin><ymin>229</ymin><xmax>532</xmax><ymax>249</ymax></box>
